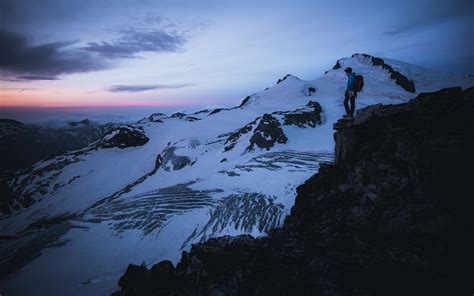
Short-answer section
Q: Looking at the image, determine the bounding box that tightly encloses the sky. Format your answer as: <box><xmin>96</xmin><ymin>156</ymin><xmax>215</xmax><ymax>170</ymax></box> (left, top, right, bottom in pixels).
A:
<box><xmin>0</xmin><ymin>0</ymin><xmax>473</xmax><ymax>123</ymax></box>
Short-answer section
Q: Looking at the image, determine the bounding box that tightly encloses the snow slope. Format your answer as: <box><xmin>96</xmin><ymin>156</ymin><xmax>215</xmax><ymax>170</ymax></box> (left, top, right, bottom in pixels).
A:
<box><xmin>1</xmin><ymin>54</ymin><xmax>473</xmax><ymax>295</ymax></box>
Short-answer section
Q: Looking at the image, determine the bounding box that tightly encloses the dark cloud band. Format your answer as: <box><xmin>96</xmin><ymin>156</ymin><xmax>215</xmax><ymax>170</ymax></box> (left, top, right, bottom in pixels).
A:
<box><xmin>108</xmin><ymin>84</ymin><xmax>193</xmax><ymax>93</ymax></box>
<box><xmin>0</xmin><ymin>25</ymin><xmax>187</xmax><ymax>81</ymax></box>
<box><xmin>82</xmin><ymin>28</ymin><xmax>187</xmax><ymax>58</ymax></box>
<box><xmin>0</xmin><ymin>30</ymin><xmax>109</xmax><ymax>81</ymax></box>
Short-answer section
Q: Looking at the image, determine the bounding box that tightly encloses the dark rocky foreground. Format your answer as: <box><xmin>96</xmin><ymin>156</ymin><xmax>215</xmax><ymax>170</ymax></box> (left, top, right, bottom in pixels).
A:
<box><xmin>113</xmin><ymin>87</ymin><xmax>473</xmax><ymax>296</ymax></box>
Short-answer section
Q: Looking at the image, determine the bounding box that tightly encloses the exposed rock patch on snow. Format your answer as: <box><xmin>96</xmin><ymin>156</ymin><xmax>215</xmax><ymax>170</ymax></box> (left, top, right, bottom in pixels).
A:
<box><xmin>99</xmin><ymin>126</ymin><xmax>149</xmax><ymax>149</ymax></box>
<box><xmin>246</xmin><ymin>114</ymin><xmax>288</xmax><ymax>151</ymax></box>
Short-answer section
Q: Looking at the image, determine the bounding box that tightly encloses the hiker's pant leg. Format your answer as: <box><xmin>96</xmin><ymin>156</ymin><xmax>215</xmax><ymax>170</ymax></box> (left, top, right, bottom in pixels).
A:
<box><xmin>349</xmin><ymin>94</ymin><xmax>355</xmax><ymax>116</ymax></box>
<box><xmin>343</xmin><ymin>91</ymin><xmax>350</xmax><ymax>114</ymax></box>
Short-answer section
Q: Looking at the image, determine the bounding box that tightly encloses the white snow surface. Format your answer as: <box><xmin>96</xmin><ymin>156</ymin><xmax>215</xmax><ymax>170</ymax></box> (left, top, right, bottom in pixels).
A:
<box><xmin>1</xmin><ymin>55</ymin><xmax>473</xmax><ymax>295</ymax></box>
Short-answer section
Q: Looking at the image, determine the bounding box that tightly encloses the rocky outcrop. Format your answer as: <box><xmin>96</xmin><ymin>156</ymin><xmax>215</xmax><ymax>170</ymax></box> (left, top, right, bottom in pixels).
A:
<box><xmin>160</xmin><ymin>146</ymin><xmax>195</xmax><ymax>171</ymax></box>
<box><xmin>238</xmin><ymin>95</ymin><xmax>252</xmax><ymax>108</ymax></box>
<box><xmin>281</xmin><ymin>101</ymin><xmax>322</xmax><ymax>127</ymax></box>
<box><xmin>331</xmin><ymin>53</ymin><xmax>416</xmax><ymax>93</ymax></box>
<box><xmin>223</xmin><ymin>118</ymin><xmax>259</xmax><ymax>152</ymax></box>
<box><xmin>224</xmin><ymin>101</ymin><xmax>323</xmax><ymax>153</ymax></box>
<box><xmin>222</xmin><ymin>113</ymin><xmax>288</xmax><ymax>153</ymax></box>
<box><xmin>99</xmin><ymin>126</ymin><xmax>149</xmax><ymax>149</ymax></box>
<box><xmin>355</xmin><ymin>53</ymin><xmax>416</xmax><ymax>93</ymax></box>
<box><xmin>171</xmin><ymin>112</ymin><xmax>186</xmax><ymax>118</ymax></box>
<box><xmin>246</xmin><ymin>114</ymin><xmax>288</xmax><ymax>151</ymax></box>
<box><xmin>113</xmin><ymin>87</ymin><xmax>473</xmax><ymax>296</ymax></box>
<box><xmin>209</xmin><ymin>108</ymin><xmax>229</xmax><ymax>115</ymax></box>
<box><xmin>276</xmin><ymin>74</ymin><xmax>298</xmax><ymax>84</ymax></box>
<box><xmin>138</xmin><ymin>113</ymin><xmax>167</xmax><ymax>123</ymax></box>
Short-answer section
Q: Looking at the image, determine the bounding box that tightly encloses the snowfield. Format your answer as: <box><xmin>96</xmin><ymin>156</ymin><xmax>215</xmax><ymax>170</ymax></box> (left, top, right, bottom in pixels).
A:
<box><xmin>1</xmin><ymin>54</ymin><xmax>473</xmax><ymax>295</ymax></box>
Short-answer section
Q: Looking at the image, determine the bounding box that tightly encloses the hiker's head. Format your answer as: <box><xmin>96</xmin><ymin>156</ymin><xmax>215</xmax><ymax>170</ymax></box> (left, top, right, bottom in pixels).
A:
<box><xmin>344</xmin><ymin>67</ymin><xmax>352</xmax><ymax>75</ymax></box>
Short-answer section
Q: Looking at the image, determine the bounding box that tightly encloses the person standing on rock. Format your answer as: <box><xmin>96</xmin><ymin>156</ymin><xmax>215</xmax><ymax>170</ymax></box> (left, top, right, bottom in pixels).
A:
<box><xmin>343</xmin><ymin>67</ymin><xmax>357</xmax><ymax>117</ymax></box>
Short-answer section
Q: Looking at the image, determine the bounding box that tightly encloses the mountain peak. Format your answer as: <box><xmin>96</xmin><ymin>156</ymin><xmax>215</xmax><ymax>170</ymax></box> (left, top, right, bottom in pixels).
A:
<box><xmin>276</xmin><ymin>74</ymin><xmax>300</xmax><ymax>84</ymax></box>
<box><xmin>328</xmin><ymin>53</ymin><xmax>416</xmax><ymax>93</ymax></box>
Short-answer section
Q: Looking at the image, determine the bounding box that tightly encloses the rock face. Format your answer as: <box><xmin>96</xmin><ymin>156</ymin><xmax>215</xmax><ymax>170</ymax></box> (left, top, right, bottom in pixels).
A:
<box><xmin>113</xmin><ymin>87</ymin><xmax>473</xmax><ymax>296</ymax></box>
<box><xmin>355</xmin><ymin>53</ymin><xmax>416</xmax><ymax>93</ymax></box>
<box><xmin>224</xmin><ymin>101</ymin><xmax>323</xmax><ymax>153</ymax></box>
<box><xmin>246</xmin><ymin>114</ymin><xmax>288</xmax><ymax>151</ymax></box>
<box><xmin>282</xmin><ymin>101</ymin><xmax>322</xmax><ymax>127</ymax></box>
<box><xmin>99</xmin><ymin>126</ymin><xmax>149</xmax><ymax>149</ymax></box>
<box><xmin>332</xmin><ymin>53</ymin><xmax>416</xmax><ymax>93</ymax></box>
<box><xmin>276</xmin><ymin>74</ymin><xmax>292</xmax><ymax>84</ymax></box>
<box><xmin>223</xmin><ymin>118</ymin><xmax>258</xmax><ymax>152</ymax></box>
<box><xmin>138</xmin><ymin>113</ymin><xmax>167</xmax><ymax>123</ymax></box>
<box><xmin>238</xmin><ymin>95</ymin><xmax>252</xmax><ymax>108</ymax></box>
<box><xmin>160</xmin><ymin>146</ymin><xmax>194</xmax><ymax>171</ymax></box>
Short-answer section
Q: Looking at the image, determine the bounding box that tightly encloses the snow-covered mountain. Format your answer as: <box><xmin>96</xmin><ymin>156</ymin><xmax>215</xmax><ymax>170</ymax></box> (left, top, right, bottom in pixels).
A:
<box><xmin>1</xmin><ymin>54</ymin><xmax>473</xmax><ymax>295</ymax></box>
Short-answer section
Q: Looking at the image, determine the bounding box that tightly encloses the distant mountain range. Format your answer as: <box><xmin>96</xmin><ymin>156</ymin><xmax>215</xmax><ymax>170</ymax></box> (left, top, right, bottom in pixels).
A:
<box><xmin>0</xmin><ymin>119</ymin><xmax>115</xmax><ymax>173</ymax></box>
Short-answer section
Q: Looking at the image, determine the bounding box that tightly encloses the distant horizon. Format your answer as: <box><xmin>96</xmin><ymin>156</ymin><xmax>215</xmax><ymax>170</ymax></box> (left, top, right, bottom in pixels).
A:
<box><xmin>0</xmin><ymin>98</ymin><xmax>247</xmax><ymax>125</ymax></box>
<box><xmin>0</xmin><ymin>104</ymin><xmax>220</xmax><ymax>125</ymax></box>
<box><xmin>2</xmin><ymin>55</ymin><xmax>474</xmax><ymax>125</ymax></box>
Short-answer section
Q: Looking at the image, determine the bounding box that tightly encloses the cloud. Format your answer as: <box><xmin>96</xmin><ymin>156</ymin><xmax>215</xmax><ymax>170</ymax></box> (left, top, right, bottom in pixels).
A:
<box><xmin>0</xmin><ymin>24</ymin><xmax>189</xmax><ymax>81</ymax></box>
<box><xmin>108</xmin><ymin>84</ymin><xmax>193</xmax><ymax>93</ymax></box>
<box><xmin>17</xmin><ymin>75</ymin><xmax>60</xmax><ymax>80</ymax></box>
<box><xmin>82</xmin><ymin>28</ymin><xmax>187</xmax><ymax>58</ymax></box>
<box><xmin>0</xmin><ymin>29</ymin><xmax>109</xmax><ymax>81</ymax></box>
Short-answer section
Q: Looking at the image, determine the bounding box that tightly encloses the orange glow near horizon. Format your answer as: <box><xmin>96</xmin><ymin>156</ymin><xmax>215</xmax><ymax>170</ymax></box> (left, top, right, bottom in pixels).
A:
<box><xmin>0</xmin><ymin>88</ymin><xmax>195</xmax><ymax>108</ymax></box>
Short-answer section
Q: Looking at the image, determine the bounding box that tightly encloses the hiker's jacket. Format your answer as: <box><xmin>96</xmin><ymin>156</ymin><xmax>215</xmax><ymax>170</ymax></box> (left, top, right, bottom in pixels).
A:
<box><xmin>346</xmin><ymin>72</ymin><xmax>357</xmax><ymax>91</ymax></box>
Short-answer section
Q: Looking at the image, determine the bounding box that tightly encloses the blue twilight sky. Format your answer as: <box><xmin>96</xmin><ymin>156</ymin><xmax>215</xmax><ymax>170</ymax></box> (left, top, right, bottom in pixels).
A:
<box><xmin>0</xmin><ymin>0</ymin><xmax>472</xmax><ymax>121</ymax></box>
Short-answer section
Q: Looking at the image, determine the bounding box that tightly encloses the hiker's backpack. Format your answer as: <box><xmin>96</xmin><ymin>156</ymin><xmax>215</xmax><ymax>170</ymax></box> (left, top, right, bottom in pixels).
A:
<box><xmin>354</xmin><ymin>75</ymin><xmax>364</xmax><ymax>93</ymax></box>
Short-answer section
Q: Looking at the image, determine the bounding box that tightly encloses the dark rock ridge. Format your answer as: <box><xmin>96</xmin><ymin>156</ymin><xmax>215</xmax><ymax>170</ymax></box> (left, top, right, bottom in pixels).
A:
<box><xmin>209</xmin><ymin>108</ymin><xmax>229</xmax><ymax>115</ymax></box>
<box><xmin>138</xmin><ymin>113</ymin><xmax>167</xmax><ymax>123</ymax></box>
<box><xmin>238</xmin><ymin>95</ymin><xmax>252</xmax><ymax>108</ymax></box>
<box><xmin>192</xmin><ymin>109</ymin><xmax>210</xmax><ymax>115</ymax></box>
<box><xmin>246</xmin><ymin>114</ymin><xmax>288</xmax><ymax>151</ymax></box>
<box><xmin>276</xmin><ymin>74</ymin><xmax>298</xmax><ymax>84</ymax></box>
<box><xmin>281</xmin><ymin>101</ymin><xmax>322</xmax><ymax>127</ymax></box>
<box><xmin>223</xmin><ymin>113</ymin><xmax>288</xmax><ymax>152</ymax></box>
<box><xmin>223</xmin><ymin>118</ymin><xmax>259</xmax><ymax>152</ymax></box>
<box><xmin>354</xmin><ymin>53</ymin><xmax>416</xmax><ymax>93</ymax></box>
<box><xmin>171</xmin><ymin>112</ymin><xmax>186</xmax><ymax>118</ymax></box>
<box><xmin>331</xmin><ymin>53</ymin><xmax>416</xmax><ymax>93</ymax></box>
<box><xmin>99</xmin><ymin>126</ymin><xmax>149</xmax><ymax>149</ymax></box>
<box><xmin>113</xmin><ymin>87</ymin><xmax>473</xmax><ymax>296</ymax></box>
<box><xmin>160</xmin><ymin>145</ymin><xmax>195</xmax><ymax>171</ymax></box>
<box><xmin>184</xmin><ymin>116</ymin><xmax>199</xmax><ymax>122</ymax></box>
<box><xmin>223</xmin><ymin>101</ymin><xmax>323</xmax><ymax>152</ymax></box>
